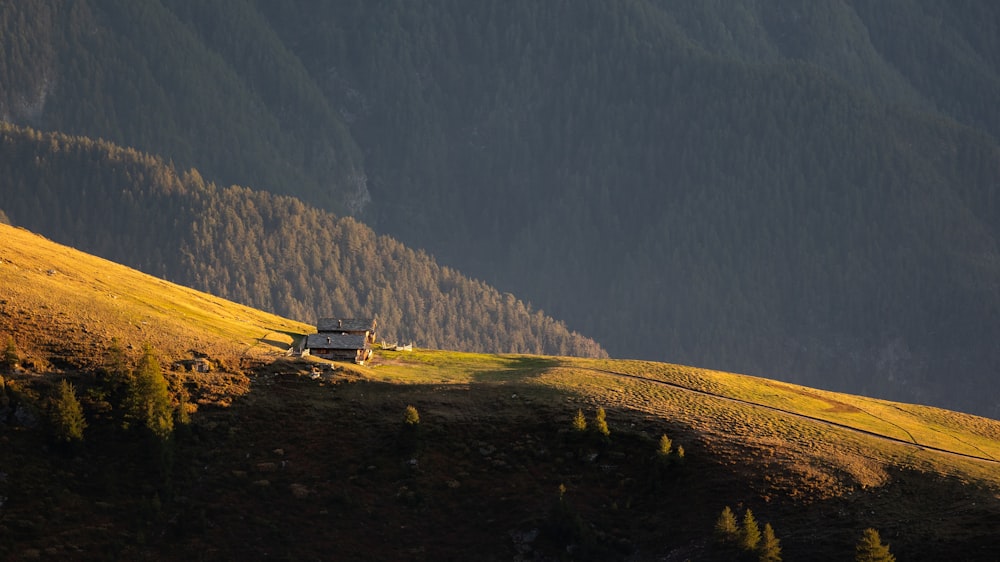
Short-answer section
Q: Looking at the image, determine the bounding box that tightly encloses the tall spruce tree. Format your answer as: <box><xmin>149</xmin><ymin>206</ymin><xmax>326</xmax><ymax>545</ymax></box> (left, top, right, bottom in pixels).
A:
<box><xmin>593</xmin><ymin>406</ymin><xmax>610</xmax><ymax>438</ymax></box>
<box><xmin>715</xmin><ymin>506</ymin><xmax>739</xmax><ymax>543</ymax></box>
<box><xmin>51</xmin><ymin>380</ymin><xmax>86</xmax><ymax>443</ymax></box>
<box><xmin>740</xmin><ymin>508</ymin><xmax>762</xmax><ymax>551</ymax></box>
<box><xmin>125</xmin><ymin>345</ymin><xmax>174</xmax><ymax>441</ymax></box>
<box><xmin>758</xmin><ymin>522</ymin><xmax>782</xmax><ymax>562</ymax></box>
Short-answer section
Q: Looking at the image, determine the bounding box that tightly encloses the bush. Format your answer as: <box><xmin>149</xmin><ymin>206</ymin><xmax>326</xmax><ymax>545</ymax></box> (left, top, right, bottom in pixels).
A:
<box><xmin>572</xmin><ymin>408</ymin><xmax>587</xmax><ymax>432</ymax></box>
<box><xmin>403</xmin><ymin>404</ymin><xmax>420</xmax><ymax>425</ymax></box>
<box><xmin>2</xmin><ymin>337</ymin><xmax>18</xmax><ymax>372</ymax></box>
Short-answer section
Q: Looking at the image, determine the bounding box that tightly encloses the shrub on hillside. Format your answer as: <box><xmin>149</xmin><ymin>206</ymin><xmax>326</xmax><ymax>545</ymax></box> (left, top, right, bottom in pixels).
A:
<box><xmin>2</xmin><ymin>337</ymin><xmax>18</xmax><ymax>372</ymax></box>
<box><xmin>403</xmin><ymin>404</ymin><xmax>420</xmax><ymax>425</ymax></box>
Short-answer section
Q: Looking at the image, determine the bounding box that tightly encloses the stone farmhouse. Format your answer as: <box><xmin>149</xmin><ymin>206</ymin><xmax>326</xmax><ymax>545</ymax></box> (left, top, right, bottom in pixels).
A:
<box><xmin>302</xmin><ymin>317</ymin><xmax>377</xmax><ymax>365</ymax></box>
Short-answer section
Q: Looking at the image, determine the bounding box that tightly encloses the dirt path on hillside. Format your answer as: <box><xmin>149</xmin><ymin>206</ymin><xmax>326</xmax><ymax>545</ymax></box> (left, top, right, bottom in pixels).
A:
<box><xmin>582</xmin><ymin>367</ymin><xmax>1000</xmax><ymax>464</ymax></box>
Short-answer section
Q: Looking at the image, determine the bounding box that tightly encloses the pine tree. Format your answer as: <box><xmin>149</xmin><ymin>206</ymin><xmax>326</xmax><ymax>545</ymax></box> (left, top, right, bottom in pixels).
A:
<box><xmin>125</xmin><ymin>345</ymin><xmax>174</xmax><ymax>441</ymax></box>
<box><xmin>572</xmin><ymin>408</ymin><xmax>587</xmax><ymax>432</ymax></box>
<box><xmin>52</xmin><ymin>380</ymin><xmax>86</xmax><ymax>443</ymax></box>
<box><xmin>855</xmin><ymin>528</ymin><xmax>895</xmax><ymax>562</ymax></box>
<box><xmin>593</xmin><ymin>406</ymin><xmax>610</xmax><ymax>438</ymax></box>
<box><xmin>103</xmin><ymin>337</ymin><xmax>132</xmax><ymax>390</ymax></box>
<box><xmin>740</xmin><ymin>508</ymin><xmax>761</xmax><ymax>551</ymax></box>
<box><xmin>715</xmin><ymin>506</ymin><xmax>739</xmax><ymax>543</ymax></box>
<box><xmin>758</xmin><ymin>522</ymin><xmax>782</xmax><ymax>562</ymax></box>
<box><xmin>657</xmin><ymin>433</ymin><xmax>673</xmax><ymax>457</ymax></box>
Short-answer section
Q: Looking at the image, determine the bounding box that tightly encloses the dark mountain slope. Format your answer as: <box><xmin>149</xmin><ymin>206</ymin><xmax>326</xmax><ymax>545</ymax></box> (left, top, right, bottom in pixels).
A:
<box><xmin>260</xmin><ymin>0</ymin><xmax>1000</xmax><ymax>416</ymax></box>
<box><xmin>0</xmin><ymin>123</ymin><xmax>605</xmax><ymax>357</ymax></box>
<box><xmin>0</xmin><ymin>0</ymin><xmax>364</xmax><ymax>213</ymax></box>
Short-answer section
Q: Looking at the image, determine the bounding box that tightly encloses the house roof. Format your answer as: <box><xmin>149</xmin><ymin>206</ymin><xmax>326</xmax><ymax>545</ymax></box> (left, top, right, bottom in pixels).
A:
<box><xmin>305</xmin><ymin>333</ymin><xmax>371</xmax><ymax>350</ymax></box>
<box><xmin>316</xmin><ymin>317</ymin><xmax>376</xmax><ymax>333</ymax></box>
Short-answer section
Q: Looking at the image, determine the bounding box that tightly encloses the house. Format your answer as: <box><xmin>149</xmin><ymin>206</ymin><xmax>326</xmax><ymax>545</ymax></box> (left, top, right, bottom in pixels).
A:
<box><xmin>301</xmin><ymin>317</ymin><xmax>378</xmax><ymax>365</ymax></box>
<box><xmin>316</xmin><ymin>317</ymin><xmax>377</xmax><ymax>345</ymax></box>
<box><xmin>304</xmin><ymin>333</ymin><xmax>373</xmax><ymax>365</ymax></box>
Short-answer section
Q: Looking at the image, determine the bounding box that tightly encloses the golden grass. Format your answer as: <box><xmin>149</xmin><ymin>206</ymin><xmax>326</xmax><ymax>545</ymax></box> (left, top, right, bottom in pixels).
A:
<box><xmin>3</xmin><ymin>222</ymin><xmax>999</xmax><ymax>501</ymax></box>
<box><xmin>366</xmin><ymin>349</ymin><xmax>1000</xmax><ymax>496</ymax></box>
<box><xmin>0</xmin><ymin>224</ymin><xmax>312</xmax><ymax>368</ymax></box>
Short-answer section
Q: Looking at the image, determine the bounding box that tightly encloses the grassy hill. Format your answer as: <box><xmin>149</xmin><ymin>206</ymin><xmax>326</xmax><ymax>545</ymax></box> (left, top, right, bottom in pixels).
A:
<box><xmin>2</xmin><ymin>224</ymin><xmax>999</xmax><ymax>560</ymax></box>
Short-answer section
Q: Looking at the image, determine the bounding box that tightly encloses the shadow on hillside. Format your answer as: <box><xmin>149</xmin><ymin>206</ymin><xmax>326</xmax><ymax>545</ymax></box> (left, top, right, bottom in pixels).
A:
<box><xmin>257</xmin><ymin>330</ymin><xmax>305</xmax><ymax>352</ymax></box>
<box><xmin>469</xmin><ymin>355</ymin><xmax>561</xmax><ymax>384</ymax></box>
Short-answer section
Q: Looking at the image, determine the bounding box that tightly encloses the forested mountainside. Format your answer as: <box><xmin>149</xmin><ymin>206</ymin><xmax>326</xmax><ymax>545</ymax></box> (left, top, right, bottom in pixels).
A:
<box><xmin>0</xmin><ymin>123</ymin><xmax>605</xmax><ymax>358</ymax></box>
<box><xmin>2</xmin><ymin>0</ymin><xmax>999</xmax><ymax>415</ymax></box>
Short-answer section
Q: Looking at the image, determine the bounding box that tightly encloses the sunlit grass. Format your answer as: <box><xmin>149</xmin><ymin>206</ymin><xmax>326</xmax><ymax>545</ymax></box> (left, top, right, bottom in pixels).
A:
<box><xmin>0</xmin><ymin>224</ymin><xmax>313</xmax><ymax>367</ymax></box>
<box><xmin>4</xmin><ymin>222</ymin><xmax>999</xmax><ymax>500</ymax></box>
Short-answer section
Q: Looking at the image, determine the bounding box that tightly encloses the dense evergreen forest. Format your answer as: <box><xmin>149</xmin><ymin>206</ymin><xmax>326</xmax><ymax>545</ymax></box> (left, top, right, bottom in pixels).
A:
<box><xmin>2</xmin><ymin>0</ymin><xmax>999</xmax><ymax>416</ymax></box>
<box><xmin>0</xmin><ymin>123</ymin><xmax>605</xmax><ymax>357</ymax></box>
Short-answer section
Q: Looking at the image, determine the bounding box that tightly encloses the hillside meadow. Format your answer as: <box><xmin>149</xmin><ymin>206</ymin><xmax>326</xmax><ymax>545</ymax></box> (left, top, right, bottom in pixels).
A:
<box><xmin>2</xmin><ymin>224</ymin><xmax>1000</xmax><ymax>560</ymax></box>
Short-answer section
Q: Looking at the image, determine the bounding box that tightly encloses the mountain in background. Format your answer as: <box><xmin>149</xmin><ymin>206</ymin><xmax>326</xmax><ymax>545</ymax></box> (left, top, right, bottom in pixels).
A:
<box><xmin>2</xmin><ymin>0</ymin><xmax>999</xmax><ymax>416</ymax></box>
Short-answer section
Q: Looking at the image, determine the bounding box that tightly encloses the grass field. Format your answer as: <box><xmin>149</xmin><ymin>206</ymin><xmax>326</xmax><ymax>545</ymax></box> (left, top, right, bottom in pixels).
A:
<box><xmin>2</xmin><ymin>222</ymin><xmax>1000</xmax><ymax>560</ymax></box>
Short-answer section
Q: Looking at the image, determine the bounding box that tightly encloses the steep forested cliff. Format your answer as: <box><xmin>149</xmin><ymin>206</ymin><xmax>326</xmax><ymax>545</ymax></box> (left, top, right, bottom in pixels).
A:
<box><xmin>2</xmin><ymin>0</ymin><xmax>999</xmax><ymax>415</ymax></box>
